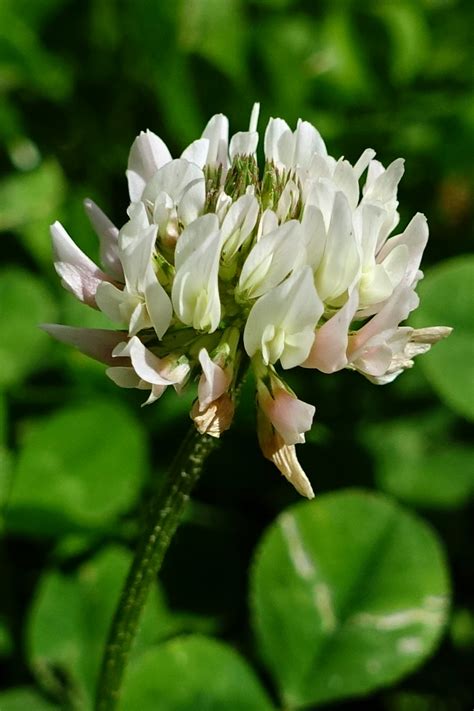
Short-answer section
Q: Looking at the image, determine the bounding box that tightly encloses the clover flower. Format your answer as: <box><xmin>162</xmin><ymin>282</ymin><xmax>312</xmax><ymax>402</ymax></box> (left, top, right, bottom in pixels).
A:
<box><xmin>44</xmin><ymin>105</ymin><xmax>451</xmax><ymax>498</ymax></box>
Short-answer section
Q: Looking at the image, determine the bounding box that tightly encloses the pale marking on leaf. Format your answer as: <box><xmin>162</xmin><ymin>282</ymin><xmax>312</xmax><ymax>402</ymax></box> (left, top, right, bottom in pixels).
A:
<box><xmin>348</xmin><ymin>606</ymin><xmax>445</xmax><ymax>631</ymax></box>
<box><xmin>279</xmin><ymin>513</ymin><xmax>315</xmax><ymax>580</ymax></box>
<box><xmin>397</xmin><ymin>637</ymin><xmax>423</xmax><ymax>654</ymax></box>
<box><xmin>313</xmin><ymin>583</ymin><xmax>337</xmax><ymax>633</ymax></box>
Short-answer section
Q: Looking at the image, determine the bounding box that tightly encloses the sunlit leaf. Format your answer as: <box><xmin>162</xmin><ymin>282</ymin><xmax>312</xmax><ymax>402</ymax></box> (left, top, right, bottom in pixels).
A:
<box><xmin>28</xmin><ymin>546</ymin><xmax>173</xmax><ymax>705</ymax></box>
<box><xmin>0</xmin><ymin>161</ymin><xmax>65</xmax><ymax>232</ymax></box>
<box><xmin>0</xmin><ymin>268</ymin><xmax>56</xmax><ymax>389</ymax></box>
<box><xmin>120</xmin><ymin>635</ymin><xmax>276</xmax><ymax>711</ymax></box>
<box><xmin>374</xmin><ymin>2</ymin><xmax>430</xmax><ymax>84</ymax></box>
<box><xmin>0</xmin><ymin>2</ymin><xmax>71</xmax><ymax>98</ymax></box>
<box><xmin>178</xmin><ymin>0</ymin><xmax>246</xmax><ymax>82</ymax></box>
<box><xmin>411</xmin><ymin>257</ymin><xmax>474</xmax><ymax>421</ymax></box>
<box><xmin>364</xmin><ymin>411</ymin><xmax>474</xmax><ymax>508</ymax></box>
<box><xmin>0</xmin><ymin>688</ymin><xmax>58</xmax><ymax>710</ymax></box>
<box><xmin>7</xmin><ymin>399</ymin><xmax>147</xmax><ymax>535</ymax></box>
<box><xmin>320</xmin><ymin>11</ymin><xmax>375</xmax><ymax>99</ymax></box>
<box><xmin>251</xmin><ymin>490</ymin><xmax>450</xmax><ymax>707</ymax></box>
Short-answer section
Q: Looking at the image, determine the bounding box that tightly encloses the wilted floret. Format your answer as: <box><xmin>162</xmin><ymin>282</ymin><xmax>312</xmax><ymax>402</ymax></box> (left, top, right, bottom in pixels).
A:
<box><xmin>44</xmin><ymin>105</ymin><xmax>451</xmax><ymax>498</ymax></box>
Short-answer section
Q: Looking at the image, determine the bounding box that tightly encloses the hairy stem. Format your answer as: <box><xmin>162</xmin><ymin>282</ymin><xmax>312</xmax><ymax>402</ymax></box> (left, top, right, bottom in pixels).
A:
<box><xmin>94</xmin><ymin>427</ymin><xmax>219</xmax><ymax>711</ymax></box>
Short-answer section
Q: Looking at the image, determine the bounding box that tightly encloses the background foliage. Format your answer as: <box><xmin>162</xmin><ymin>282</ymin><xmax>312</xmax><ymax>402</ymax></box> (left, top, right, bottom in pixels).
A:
<box><xmin>0</xmin><ymin>0</ymin><xmax>473</xmax><ymax>709</ymax></box>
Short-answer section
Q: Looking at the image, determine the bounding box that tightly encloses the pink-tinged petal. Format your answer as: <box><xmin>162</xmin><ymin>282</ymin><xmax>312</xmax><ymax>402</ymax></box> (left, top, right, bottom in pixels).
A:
<box><xmin>127</xmin><ymin>129</ymin><xmax>172</xmax><ymax>201</ymax></box>
<box><xmin>191</xmin><ymin>394</ymin><xmax>235</xmax><ymax>438</ymax></box>
<box><xmin>197</xmin><ymin>348</ymin><xmax>231</xmax><ymax>410</ymax></box>
<box><xmin>51</xmin><ymin>221</ymin><xmax>112</xmax><ymax>307</ymax></box>
<box><xmin>113</xmin><ymin>336</ymin><xmax>175</xmax><ymax>386</ymax></box>
<box><xmin>83</xmin><ymin>198</ymin><xmax>123</xmax><ymax>280</ymax></box>
<box><xmin>348</xmin><ymin>283</ymin><xmax>419</xmax><ymax>357</ymax></box>
<box><xmin>351</xmin><ymin>337</ymin><xmax>395</xmax><ymax>377</ymax></box>
<box><xmin>303</xmin><ymin>288</ymin><xmax>359</xmax><ymax>372</ymax></box>
<box><xmin>41</xmin><ymin>324</ymin><xmax>128</xmax><ymax>365</ymax></box>
<box><xmin>258</xmin><ymin>383</ymin><xmax>315</xmax><ymax>446</ymax></box>
<box><xmin>257</xmin><ymin>408</ymin><xmax>314</xmax><ymax>499</ymax></box>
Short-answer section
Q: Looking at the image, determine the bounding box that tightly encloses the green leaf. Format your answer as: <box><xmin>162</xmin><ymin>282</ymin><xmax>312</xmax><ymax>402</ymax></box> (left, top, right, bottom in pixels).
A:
<box><xmin>0</xmin><ymin>688</ymin><xmax>58</xmax><ymax>710</ymax></box>
<box><xmin>0</xmin><ymin>445</ymin><xmax>14</xmax><ymax>512</ymax></box>
<box><xmin>6</xmin><ymin>399</ymin><xmax>147</xmax><ymax>535</ymax></box>
<box><xmin>178</xmin><ymin>0</ymin><xmax>246</xmax><ymax>82</ymax></box>
<box><xmin>251</xmin><ymin>490</ymin><xmax>450</xmax><ymax>708</ymax></box>
<box><xmin>0</xmin><ymin>161</ymin><xmax>65</xmax><ymax>232</ymax></box>
<box><xmin>0</xmin><ymin>616</ymin><xmax>12</xmax><ymax>657</ymax></box>
<box><xmin>320</xmin><ymin>11</ymin><xmax>375</xmax><ymax>99</ymax></box>
<box><xmin>28</xmin><ymin>546</ymin><xmax>173</xmax><ymax>706</ymax></box>
<box><xmin>120</xmin><ymin>635</ymin><xmax>276</xmax><ymax>711</ymax></box>
<box><xmin>411</xmin><ymin>256</ymin><xmax>474</xmax><ymax>421</ymax></box>
<box><xmin>0</xmin><ymin>268</ymin><xmax>57</xmax><ymax>389</ymax></box>
<box><xmin>364</xmin><ymin>411</ymin><xmax>474</xmax><ymax>508</ymax></box>
<box><xmin>0</xmin><ymin>394</ymin><xmax>12</xmax><ymax>510</ymax></box>
<box><xmin>374</xmin><ymin>2</ymin><xmax>430</xmax><ymax>85</ymax></box>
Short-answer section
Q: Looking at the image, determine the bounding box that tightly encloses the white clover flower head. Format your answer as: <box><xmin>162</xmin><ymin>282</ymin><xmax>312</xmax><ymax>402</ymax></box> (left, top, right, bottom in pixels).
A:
<box><xmin>44</xmin><ymin>104</ymin><xmax>451</xmax><ymax>498</ymax></box>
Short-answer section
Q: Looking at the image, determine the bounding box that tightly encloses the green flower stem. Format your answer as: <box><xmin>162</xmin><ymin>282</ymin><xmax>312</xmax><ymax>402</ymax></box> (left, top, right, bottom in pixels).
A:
<box><xmin>95</xmin><ymin>426</ymin><xmax>219</xmax><ymax>711</ymax></box>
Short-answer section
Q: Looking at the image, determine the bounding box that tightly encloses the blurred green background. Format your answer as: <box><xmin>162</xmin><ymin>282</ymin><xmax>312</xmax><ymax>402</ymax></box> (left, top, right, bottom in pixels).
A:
<box><xmin>0</xmin><ymin>0</ymin><xmax>473</xmax><ymax>709</ymax></box>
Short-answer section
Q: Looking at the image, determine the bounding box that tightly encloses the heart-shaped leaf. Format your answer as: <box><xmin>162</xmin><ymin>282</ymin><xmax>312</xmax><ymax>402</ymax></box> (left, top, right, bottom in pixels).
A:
<box><xmin>251</xmin><ymin>490</ymin><xmax>450</xmax><ymax>708</ymax></box>
<box><xmin>120</xmin><ymin>635</ymin><xmax>276</xmax><ymax>711</ymax></box>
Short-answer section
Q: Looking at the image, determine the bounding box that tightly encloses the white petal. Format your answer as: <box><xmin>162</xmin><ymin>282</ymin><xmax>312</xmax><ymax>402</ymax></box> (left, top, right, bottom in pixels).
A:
<box><xmin>377</xmin><ymin>213</ymin><xmax>429</xmax><ymax>286</ymax></box>
<box><xmin>353</xmin><ymin>148</ymin><xmax>376</xmax><ymax>179</ymax></box>
<box><xmin>244</xmin><ymin>267</ymin><xmax>323</xmax><ymax>369</ymax></box>
<box><xmin>221</xmin><ymin>192</ymin><xmax>259</xmax><ymax>261</ymax></box>
<box><xmin>180</xmin><ymin>138</ymin><xmax>210</xmax><ymax>168</ymax></box>
<box><xmin>300</xmin><ymin>204</ymin><xmax>326</xmax><ymax>271</ymax></box>
<box><xmin>249</xmin><ymin>102</ymin><xmax>260</xmax><ymax>133</ymax></box>
<box><xmin>201</xmin><ymin>113</ymin><xmax>229</xmax><ymax>168</ymax></box>
<box><xmin>143</xmin><ymin>268</ymin><xmax>173</xmax><ymax>339</ymax></box>
<box><xmin>333</xmin><ymin>159</ymin><xmax>359</xmax><ymax>210</ymax></box>
<box><xmin>229</xmin><ymin>131</ymin><xmax>259</xmax><ymax>159</ymax></box>
<box><xmin>363</xmin><ymin>158</ymin><xmax>404</xmax><ymax>204</ymax></box>
<box><xmin>113</xmin><ymin>336</ymin><xmax>175</xmax><ymax>386</ymax></box>
<box><xmin>83</xmin><ymin>199</ymin><xmax>123</xmax><ymax>280</ymax></box>
<box><xmin>142</xmin><ymin>159</ymin><xmax>206</xmax><ymax>227</ymax></box>
<box><xmin>119</xmin><ymin>223</ymin><xmax>157</xmax><ymax>294</ymax></box>
<box><xmin>95</xmin><ymin>281</ymin><xmax>138</xmax><ymax>325</ymax></box>
<box><xmin>294</xmin><ymin>119</ymin><xmax>327</xmax><ymax>167</ymax></box>
<box><xmin>172</xmin><ymin>214</ymin><xmax>223</xmax><ymax>332</ymax></box>
<box><xmin>50</xmin><ymin>221</ymin><xmax>112</xmax><ymax>307</ymax></box>
<box><xmin>315</xmin><ymin>191</ymin><xmax>360</xmax><ymax>302</ymax></box>
<box><xmin>127</xmin><ymin>129</ymin><xmax>172</xmax><ymax>201</ymax></box>
<box><xmin>238</xmin><ymin>220</ymin><xmax>303</xmax><ymax>298</ymax></box>
<box><xmin>264</xmin><ymin>118</ymin><xmax>290</xmax><ymax>165</ymax></box>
